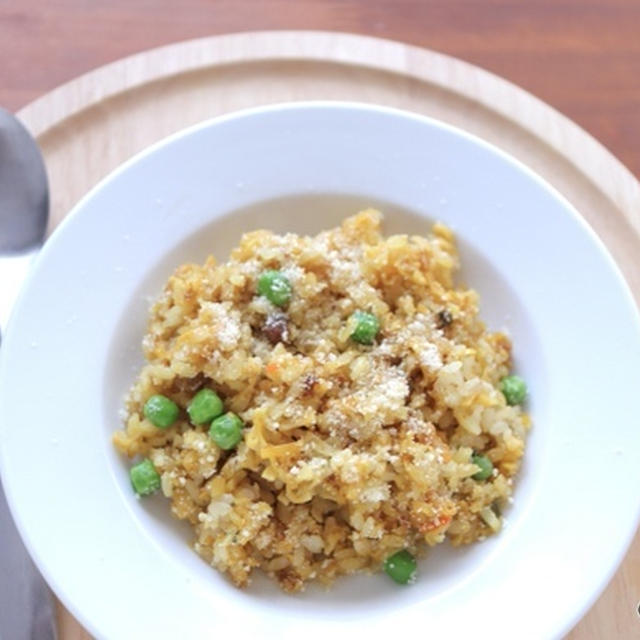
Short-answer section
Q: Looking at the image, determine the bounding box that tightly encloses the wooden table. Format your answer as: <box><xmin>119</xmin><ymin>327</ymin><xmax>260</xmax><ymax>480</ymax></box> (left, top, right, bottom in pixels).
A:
<box><xmin>2</xmin><ymin>0</ymin><xmax>639</xmax><ymax>179</ymax></box>
<box><xmin>1</xmin><ymin>3</ymin><xmax>639</xmax><ymax>639</ymax></box>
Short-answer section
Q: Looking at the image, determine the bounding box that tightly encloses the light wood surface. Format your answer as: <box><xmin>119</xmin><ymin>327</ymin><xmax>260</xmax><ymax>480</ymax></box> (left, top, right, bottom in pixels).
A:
<box><xmin>16</xmin><ymin>31</ymin><xmax>640</xmax><ymax>640</ymax></box>
<box><xmin>2</xmin><ymin>1</ymin><xmax>639</xmax><ymax>180</ymax></box>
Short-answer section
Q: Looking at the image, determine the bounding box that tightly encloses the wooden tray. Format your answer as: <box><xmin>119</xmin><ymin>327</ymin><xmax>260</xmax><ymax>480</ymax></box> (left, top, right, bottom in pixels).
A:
<box><xmin>17</xmin><ymin>31</ymin><xmax>640</xmax><ymax>640</ymax></box>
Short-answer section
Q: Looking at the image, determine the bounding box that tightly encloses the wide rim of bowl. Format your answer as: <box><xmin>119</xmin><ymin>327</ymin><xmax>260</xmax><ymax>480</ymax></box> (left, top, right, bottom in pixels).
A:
<box><xmin>1</xmin><ymin>101</ymin><xmax>639</xmax><ymax>639</ymax></box>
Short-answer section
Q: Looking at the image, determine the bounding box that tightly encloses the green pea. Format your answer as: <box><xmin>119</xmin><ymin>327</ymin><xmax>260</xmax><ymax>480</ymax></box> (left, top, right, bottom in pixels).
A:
<box><xmin>209</xmin><ymin>412</ymin><xmax>244</xmax><ymax>450</ymax></box>
<box><xmin>187</xmin><ymin>389</ymin><xmax>224</xmax><ymax>425</ymax></box>
<box><xmin>500</xmin><ymin>375</ymin><xmax>527</xmax><ymax>405</ymax></box>
<box><xmin>350</xmin><ymin>310</ymin><xmax>380</xmax><ymax>345</ymax></box>
<box><xmin>143</xmin><ymin>394</ymin><xmax>179</xmax><ymax>429</ymax></box>
<box><xmin>471</xmin><ymin>454</ymin><xmax>494</xmax><ymax>481</ymax></box>
<box><xmin>383</xmin><ymin>549</ymin><xmax>417</xmax><ymax>585</ymax></box>
<box><xmin>257</xmin><ymin>270</ymin><xmax>292</xmax><ymax>307</ymax></box>
<box><xmin>130</xmin><ymin>459</ymin><xmax>161</xmax><ymax>496</ymax></box>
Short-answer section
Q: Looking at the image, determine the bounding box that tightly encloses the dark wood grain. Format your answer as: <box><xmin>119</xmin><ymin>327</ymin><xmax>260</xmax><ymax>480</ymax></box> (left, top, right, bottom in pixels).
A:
<box><xmin>0</xmin><ymin>1</ymin><xmax>638</xmax><ymax>177</ymax></box>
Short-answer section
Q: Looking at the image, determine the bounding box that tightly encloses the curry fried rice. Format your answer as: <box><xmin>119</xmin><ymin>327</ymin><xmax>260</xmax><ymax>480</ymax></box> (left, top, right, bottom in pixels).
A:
<box><xmin>113</xmin><ymin>210</ymin><xmax>530</xmax><ymax>591</ymax></box>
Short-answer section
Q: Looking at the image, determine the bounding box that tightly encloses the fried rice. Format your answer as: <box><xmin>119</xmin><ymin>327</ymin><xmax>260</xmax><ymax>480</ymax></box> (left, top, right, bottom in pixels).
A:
<box><xmin>113</xmin><ymin>209</ymin><xmax>530</xmax><ymax>591</ymax></box>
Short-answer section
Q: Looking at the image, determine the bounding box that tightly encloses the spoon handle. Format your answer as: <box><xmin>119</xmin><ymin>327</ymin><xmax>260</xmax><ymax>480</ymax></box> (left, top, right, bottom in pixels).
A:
<box><xmin>0</xmin><ymin>246</ymin><xmax>57</xmax><ymax>639</ymax></box>
<box><xmin>0</xmin><ymin>480</ymin><xmax>57</xmax><ymax>640</ymax></box>
<box><xmin>0</xmin><ymin>249</ymin><xmax>37</xmax><ymax>337</ymax></box>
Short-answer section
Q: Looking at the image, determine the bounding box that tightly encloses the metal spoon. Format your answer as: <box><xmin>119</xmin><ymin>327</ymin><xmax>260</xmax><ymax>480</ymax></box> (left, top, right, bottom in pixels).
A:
<box><xmin>0</xmin><ymin>107</ymin><xmax>56</xmax><ymax>639</ymax></box>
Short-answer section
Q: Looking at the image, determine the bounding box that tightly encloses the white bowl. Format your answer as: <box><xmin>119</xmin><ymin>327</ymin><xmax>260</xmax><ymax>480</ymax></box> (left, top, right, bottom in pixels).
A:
<box><xmin>1</xmin><ymin>103</ymin><xmax>639</xmax><ymax>640</ymax></box>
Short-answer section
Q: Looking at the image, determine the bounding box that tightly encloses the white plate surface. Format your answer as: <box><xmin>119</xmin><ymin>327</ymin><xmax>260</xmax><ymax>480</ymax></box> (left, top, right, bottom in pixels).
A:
<box><xmin>1</xmin><ymin>103</ymin><xmax>639</xmax><ymax>640</ymax></box>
